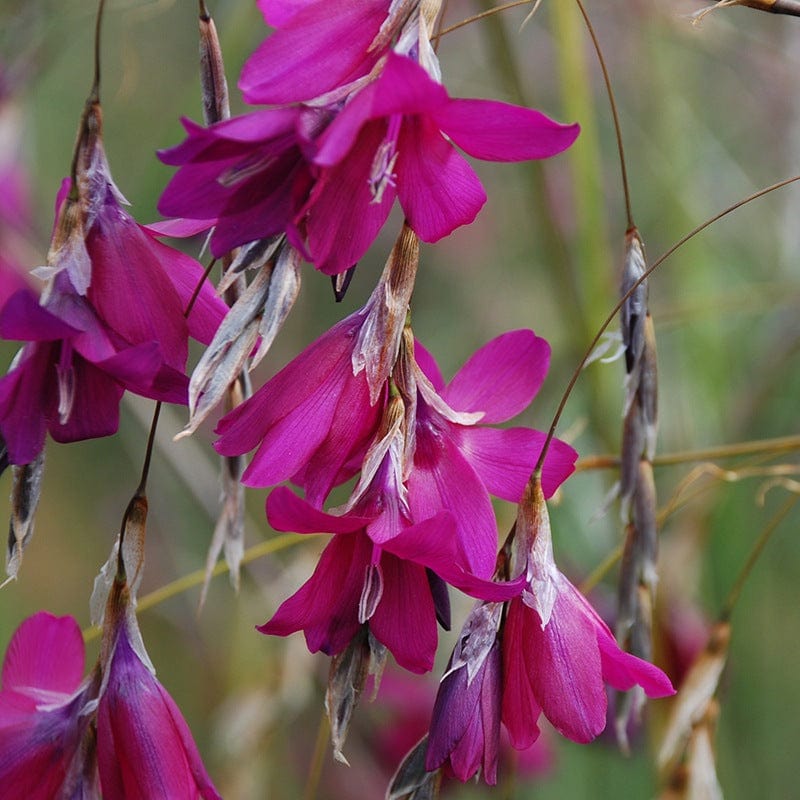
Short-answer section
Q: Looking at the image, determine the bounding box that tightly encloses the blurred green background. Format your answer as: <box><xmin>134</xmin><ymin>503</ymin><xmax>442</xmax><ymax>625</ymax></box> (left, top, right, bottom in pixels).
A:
<box><xmin>1</xmin><ymin>0</ymin><xmax>799</xmax><ymax>798</ymax></box>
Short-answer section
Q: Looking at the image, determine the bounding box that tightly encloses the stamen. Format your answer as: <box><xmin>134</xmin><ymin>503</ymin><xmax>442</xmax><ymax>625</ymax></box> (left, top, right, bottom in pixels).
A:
<box><xmin>358</xmin><ymin>559</ymin><xmax>384</xmax><ymax>623</ymax></box>
<box><xmin>368</xmin><ymin>115</ymin><xmax>402</xmax><ymax>204</ymax></box>
<box><xmin>56</xmin><ymin>343</ymin><xmax>76</xmax><ymax>425</ymax></box>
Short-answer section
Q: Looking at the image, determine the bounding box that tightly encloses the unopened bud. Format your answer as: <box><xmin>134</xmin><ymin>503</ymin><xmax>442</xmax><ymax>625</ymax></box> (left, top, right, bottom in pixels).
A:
<box><xmin>198</xmin><ymin>4</ymin><xmax>230</xmax><ymax>125</ymax></box>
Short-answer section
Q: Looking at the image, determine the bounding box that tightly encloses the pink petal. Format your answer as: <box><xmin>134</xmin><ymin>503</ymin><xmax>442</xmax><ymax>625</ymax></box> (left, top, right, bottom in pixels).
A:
<box><xmin>370</xmin><ymin>54</ymin><xmax>451</xmax><ymax>118</ymax></box>
<box><xmin>215</xmin><ymin>316</ymin><xmax>358</xmax><ymax>456</ymax></box>
<box><xmin>0</xmin><ymin>343</ymin><xmax>52</xmax><ymax>465</ymax></box>
<box><xmin>258</xmin><ymin>535</ymin><xmax>366</xmax><ymax>656</ymax></box>
<box><xmin>456</xmin><ymin>427</ymin><xmax>577</xmax><ymax>502</ymax></box>
<box><xmin>409</xmin><ymin>426</ymin><xmax>499</xmax><ymax>578</ymax></box>
<box><xmin>501</xmin><ymin>600</ymin><xmax>542</xmax><ymax>750</ymax></box>
<box><xmin>381</xmin><ymin>515</ymin><xmax>524</xmax><ymax>602</ymax></box>
<box><xmin>240</xmin><ymin>1</ymin><xmax>386</xmax><ymax>105</ymax></box>
<box><xmin>305</xmin><ymin>121</ymin><xmax>395</xmax><ymax>275</ymax></box>
<box><xmin>266</xmin><ymin>487</ymin><xmax>371</xmax><ymax>534</ymax></box>
<box><xmin>413</xmin><ymin>340</ymin><xmax>445</xmax><ymax>391</ymax></box>
<box><xmin>395</xmin><ymin>115</ymin><xmax>486</xmax><ymax>243</ymax></box>
<box><xmin>566</xmin><ymin>582</ymin><xmax>675</xmax><ymax>698</ymax></box>
<box><xmin>142</xmin><ymin>230</ymin><xmax>227</xmax><ymax>346</ymax></box>
<box><xmin>48</xmin><ymin>357</ymin><xmax>124</xmax><ymax>445</ymax></box>
<box><xmin>313</xmin><ymin>82</ymin><xmax>379</xmax><ymax>168</ymax></box>
<box><xmin>437</xmin><ymin>100</ymin><xmax>580</xmax><ymax>162</ymax></box>
<box><xmin>145</xmin><ymin>217</ymin><xmax>214</xmax><ymax>239</ymax></box>
<box><xmin>291</xmin><ymin>376</ymin><xmax>382</xmax><ymax>506</ymax></box>
<box><xmin>1</xmin><ymin>613</ymin><xmax>84</xmax><ymax>696</ymax></box>
<box><xmin>0</xmin><ymin>290</ymin><xmax>78</xmax><ymax>342</ymax></box>
<box><xmin>525</xmin><ymin>591</ymin><xmax>608</xmax><ymax>744</ymax></box>
<box><xmin>86</xmin><ymin>218</ymin><xmax>188</xmax><ymax>371</ymax></box>
<box><xmin>241</xmin><ymin>381</ymin><xmax>344</xmax><ymax>487</ymax></box>
<box><xmin>370</xmin><ymin>555</ymin><xmax>437</xmax><ymax>673</ymax></box>
<box><xmin>97</xmin><ymin>631</ymin><xmax>221</xmax><ymax>800</ymax></box>
<box><xmin>442</xmin><ymin>330</ymin><xmax>550</xmax><ymax>423</ymax></box>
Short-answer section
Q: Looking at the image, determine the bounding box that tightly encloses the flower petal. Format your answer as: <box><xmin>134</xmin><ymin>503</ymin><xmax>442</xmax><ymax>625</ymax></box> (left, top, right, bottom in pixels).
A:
<box><xmin>0</xmin><ymin>290</ymin><xmax>78</xmax><ymax>342</ymax></box>
<box><xmin>443</xmin><ymin>330</ymin><xmax>550</xmax><ymax>423</ymax></box>
<box><xmin>240</xmin><ymin>0</ymin><xmax>386</xmax><ymax>105</ymax></box>
<box><xmin>0</xmin><ymin>343</ymin><xmax>53</xmax><ymax>465</ymax></box>
<box><xmin>1</xmin><ymin>612</ymin><xmax>84</xmax><ymax>696</ymax></box>
<box><xmin>456</xmin><ymin>427</ymin><xmax>577</xmax><ymax>502</ymax></box>
<box><xmin>305</xmin><ymin>121</ymin><xmax>394</xmax><ymax>275</ymax></box>
<box><xmin>370</xmin><ymin>555</ymin><xmax>437</xmax><ymax>673</ymax></box>
<box><xmin>525</xmin><ymin>591</ymin><xmax>608</xmax><ymax>744</ymax></box>
<box><xmin>408</xmin><ymin>429</ymin><xmax>499</xmax><ymax>578</ymax></box>
<box><xmin>501</xmin><ymin>599</ymin><xmax>542</xmax><ymax>750</ymax></box>
<box><xmin>566</xmin><ymin>582</ymin><xmax>675</xmax><ymax>698</ymax></box>
<box><xmin>266</xmin><ymin>487</ymin><xmax>372</xmax><ymax>534</ymax></box>
<box><xmin>437</xmin><ymin>99</ymin><xmax>580</xmax><ymax>162</ymax></box>
<box><xmin>396</xmin><ymin>115</ymin><xmax>486</xmax><ymax>243</ymax></box>
<box><xmin>97</xmin><ymin>631</ymin><xmax>221</xmax><ymax>800</ymax></box>
<box><xmin>258</xmin><ymin>535</ymin><xmax>366</xmax><ymax>657</ymax></box>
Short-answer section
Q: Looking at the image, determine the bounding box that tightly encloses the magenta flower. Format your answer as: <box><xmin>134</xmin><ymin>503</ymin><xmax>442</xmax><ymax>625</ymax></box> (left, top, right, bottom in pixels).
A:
<box><xmin>241</xmin><ymin>0</ymin><xmax>392</xmax><ymax>105</ymax></box>
<box><xmin>0</xmin><ymin>613</ymin><xmax>99</xmax><ymax>798</ymax></box>
<box><xmin>261</xmin><ymin>453</ymin><xmax>524</xmax><ymax>673</ymax></box>
<box><xmin>0</xmin><ymin>139</ymin><xmax>226</xmax><ymax>466</ymax></box>
<box><xmin>302</xmin><ymin>53</ymin><xmax>579</xmax><ymax>274</ymax></box>
<box><xmin>158</xmin><ymin>107</ymin><xmax>327</xmax><ymax>259</ymax></box>
<box><xmin>410</xmin><ymin>331</ymin><xmax>577</xmax><ymax>578</ymax></box>
<box><xmin>96</xmin><ymin>618</ymin><xmax>221</xmax><ymax>800</ymax></box>
<box><xmin>159</xmin><ymin>53</ymin><xmax>578</xmax><ymax>275</ymax></box>
<box><xmin>501</xmin><ymin>483</ymin><xmax>675</xmax><ymax>748</ymax></box>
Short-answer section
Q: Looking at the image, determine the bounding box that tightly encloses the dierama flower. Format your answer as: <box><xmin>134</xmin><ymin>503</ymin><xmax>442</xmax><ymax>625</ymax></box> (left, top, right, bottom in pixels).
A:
<box><xmin>261</xmin><ymin>462</ymin><xmax>524</xmax><ymax>673</ymax></box>
<box><xmin>96</xmin><ymin>617</ymin><xmax>221</xmax><ymax>800</ymax></box>
<box><xmin>501</xmin><ymin>478</ymin><xmax>675</xmax><ymax>748</ymax></box>
<box><xmin>93</xmin><ymin>496</ymin><xmax>222</xmax><ymax>800</ymax></box>
<box><xmin>302</xmin><ymin>53</ymin><xmax>580</xmax><ymax>274</ymax></box>
<box><xmin>426</xmin><ymin>603</ymin><xmax>503</xmax><ymax>784</ymax></box>
<box><xmin>0</xmin><ymin>101</ymin><xmax>226</xmax><ymax>467</ymax></box>
<box><xmin>159</xmin><ymin>53</ymin><xmax>578</xmax><ymax>275</ymax></box>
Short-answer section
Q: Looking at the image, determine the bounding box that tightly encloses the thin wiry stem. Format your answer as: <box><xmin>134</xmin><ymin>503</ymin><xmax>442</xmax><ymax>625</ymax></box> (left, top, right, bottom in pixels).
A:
<box><xmin>573</xmin><ymin>0</ymin><xmax>633</xmax><ymax>229</ymax></box>
<box><xmin>431</xmin><ymin>0</ymin><xmax>533</xmax><ymax>40</ymax></box>
<box><xmin>91</xmin><ymin>0</ymin><xmax>106</xmax><ymax>102</ymax></box>
<box><xmin>575</xmin><ymin>434</ymin><xmax>800</xmax><ymax>472</ymax></box>
<box><xmin>720</xmin><ymin>493</ymin><xmax>798</xmax><ymax>620</ymax></box>
<box><xmin>532</xmin><ymin>174</ymin><xmax>800</xmax><ymax>478</ymax></box>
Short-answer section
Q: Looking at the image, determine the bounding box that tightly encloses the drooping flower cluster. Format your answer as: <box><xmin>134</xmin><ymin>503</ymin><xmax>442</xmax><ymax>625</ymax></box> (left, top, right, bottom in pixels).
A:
<box><xmin>0</xmin><ymin>0</ymin><xmax>684</xmax><ymax>796</ymax></box>
<box><xmin>214</xmin><ymin>227</ymin><xmax>578</xmax><ymax>676</ymax></box>
<box><xmin>157</xmin><ymin>1</ymin><xmax>579</xmax><ymax>275</ymax></box>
